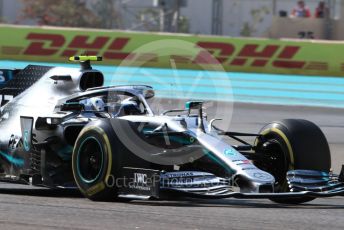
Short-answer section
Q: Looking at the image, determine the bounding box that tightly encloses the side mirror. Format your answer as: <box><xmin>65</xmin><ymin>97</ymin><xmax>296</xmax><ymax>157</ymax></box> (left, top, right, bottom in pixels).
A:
<box><xmin>185</xmin><ymin>101</ymin><xmax>205</xmax><ymax>132</ymax></box>
<box><xmin>144</xmin><ymin>89</ymin><xmax>155</xmax><ymax>99</ymax></box>
<box><xmin>185</xmin><ymin>101</ymin><xmax>203</xmax><ymax>110</ymax></box>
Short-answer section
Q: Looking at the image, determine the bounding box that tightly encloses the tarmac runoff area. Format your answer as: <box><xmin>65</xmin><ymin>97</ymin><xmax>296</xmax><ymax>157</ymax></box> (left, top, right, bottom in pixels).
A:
<box><xmin>0</xmin><ymin>102</ymin><xmax>344</xmax><ymax>230</ymax></box>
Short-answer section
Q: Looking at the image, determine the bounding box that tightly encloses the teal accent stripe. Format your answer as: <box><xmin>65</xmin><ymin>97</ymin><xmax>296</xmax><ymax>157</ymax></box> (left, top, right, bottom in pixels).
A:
<box><xmin>0</xmin><ymin>150</ymin><xmax>24</xmax><ymax>167</ymax></box>
<box><xmin>2</xmin><ymin>60</ymin><xmax>344</xmax><ymax>108</ymax></box>
<box><xmin>202</xmin><ymin>149</ymin><xmax>234</xmax><ymax>174</ymax></box>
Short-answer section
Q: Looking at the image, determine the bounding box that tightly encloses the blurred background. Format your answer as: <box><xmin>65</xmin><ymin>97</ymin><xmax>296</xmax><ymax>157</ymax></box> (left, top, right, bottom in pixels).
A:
<box><xmin>0</xmin><ymin>0</ymin><xmax>343</xmax><ymax>40</ymax></box>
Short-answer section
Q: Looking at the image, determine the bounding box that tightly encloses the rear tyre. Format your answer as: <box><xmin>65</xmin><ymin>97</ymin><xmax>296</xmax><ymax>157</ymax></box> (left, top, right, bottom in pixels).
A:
<box><xmin>254</xmin><ymin>119</ymin><xmax>331</xmax><ymax>204</ymax></box>
<box><xmin>72</xmin><ymin>120</ymin><xmax>121</xmax><ymax>201</ymax></box>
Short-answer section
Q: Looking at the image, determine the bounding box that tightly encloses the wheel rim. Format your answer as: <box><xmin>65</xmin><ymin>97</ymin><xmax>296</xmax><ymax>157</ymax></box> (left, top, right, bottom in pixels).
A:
<box><xmin>76</xmin><ymin>137</ymin><xmax>104</xmax><ymax>183</ymax></box>
<box><xmin>257</xmin><ymin>137</ymin><xmax>290</xmax><ymax>192</ymax></box>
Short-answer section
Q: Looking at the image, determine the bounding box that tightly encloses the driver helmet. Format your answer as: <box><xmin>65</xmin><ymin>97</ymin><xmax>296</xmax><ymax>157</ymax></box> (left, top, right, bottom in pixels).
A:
<box><xmin>89</xmin><ymin>97</ymin><xmax>106</xmax><ymax>111</ymax></box>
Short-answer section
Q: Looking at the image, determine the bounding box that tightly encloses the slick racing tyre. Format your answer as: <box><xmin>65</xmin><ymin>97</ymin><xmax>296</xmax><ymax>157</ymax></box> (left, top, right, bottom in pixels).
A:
<box><xmin>72</xmin><ymin>120</ymin><xmax>122</xmax><ymax>201</ymax></box>
<box><xmin>254</xmin><ymin>119</ymin><xmax>331</xmax><ymax>204</ymax></box>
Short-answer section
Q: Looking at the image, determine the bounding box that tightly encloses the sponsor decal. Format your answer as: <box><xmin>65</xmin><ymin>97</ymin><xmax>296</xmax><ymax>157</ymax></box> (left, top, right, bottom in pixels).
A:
<box><xmin>117</xmin><ymin>168</ymin><xmax>160</xmax><ymax>197</ymax></box>
<box><xmin>235</xmin><ymin>160</ymin><xmax>251</xmax><ymax>165</ymax></box>
<box><xmin>20</xmin><ymin>33</ymin><xmax>308</xmax><ymax>70</ymax></box>
<box><xmin>23</xmin><ymin>130</ymin><xmax>30</xmax><ymax>151</ymax></box>
<box><xmin>133</xmin><ymin>173</ymin><xmax>148</xmax><ymax>186</ymax></box>
<box><xmin>0</xmin><ymin>95</ymin><xmax>14</xmax><ymax>107</ymax></box>
<box><xmin>253</xmin><ymin>172</ymin><xmax>272</xmax><ymax>180</ymax></box>
<box><xmin>161</xmin><ymin>177</ymin><xmax>195</xmax><ymax>187</ymax></box>
<box><xmin>224</xmin><ymin>148</ymin><xmax>237</xmax><ymax>156</ymax></box>
<box><xmin>164</xmin><ymin>172</ymin><xmax>194</xmax><ymax>178</ymax></box>
<box><xmin>189</xmin><ymin>137</ymin><xmax>195</xmax><ymax>143</ymax></box>
<box><xmin>161</xmin><ymin>171</ymin><xmax>222</xmax><ymax>188</ymax></box>
<box><xmin>1</xmin><ymin>26</ymin><xmax>344</xmax><ymax>76</ymax></box>
<box><xmin>0</xmin><ymin>71</ymin><xmax>5</xmax><ymax>83</ymax></box>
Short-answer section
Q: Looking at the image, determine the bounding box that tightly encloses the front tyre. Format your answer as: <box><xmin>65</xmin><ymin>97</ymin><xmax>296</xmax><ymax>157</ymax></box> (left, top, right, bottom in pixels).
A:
<box><xmin>255</xmin><ymin>119</ymin><xmax>331</xmax><ymax>204</ymax></box>
<box><xmin>72</xmin><ymin>120</ymin><xmax>120</xmax><ymax>201</ymax></box>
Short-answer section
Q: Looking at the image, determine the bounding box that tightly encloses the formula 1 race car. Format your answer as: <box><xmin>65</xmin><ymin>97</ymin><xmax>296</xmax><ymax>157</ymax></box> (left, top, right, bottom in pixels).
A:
<box><xmin>0</xmin><ymin>56</ymin><xmax>343</xmax><ymax>204</ymax></box>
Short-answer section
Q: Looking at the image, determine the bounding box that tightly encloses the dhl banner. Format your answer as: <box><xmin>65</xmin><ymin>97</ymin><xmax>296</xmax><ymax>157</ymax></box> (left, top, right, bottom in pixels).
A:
<box><xmin>0</xmin><ymin>24</ymin><xmax>343</xmax><ymax>76</ymax></box>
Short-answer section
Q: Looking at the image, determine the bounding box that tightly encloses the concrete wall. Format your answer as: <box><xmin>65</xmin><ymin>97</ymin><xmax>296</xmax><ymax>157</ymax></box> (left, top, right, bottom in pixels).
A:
<box><xmin>267</xmin><ymin>16</ymin><xmax>344</xmax><ymax>40</ymax></box>
<box><xmin>0</xmin><ymin>0</ymin><xmax>3</xmax><ymax>20</ymax></box>
<box><xmin>1</xmin><ymin>0</ymin><xmax>23</xmax><ymax>24</ymax></box>
<box><xmin>268</xmin><ymin>17</ymin><xmax>327</xmax><ymax>39</ymax></box>
<box><xmin>180</xmin><ymin>0</ymin><xmax>212</xmax><ymax>34</ymax></box>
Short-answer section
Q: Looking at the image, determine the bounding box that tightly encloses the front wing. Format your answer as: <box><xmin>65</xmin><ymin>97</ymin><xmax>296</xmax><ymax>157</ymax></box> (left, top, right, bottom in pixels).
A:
<box><xmin>117</xmin><ymin>167</ymin><xmax>344</xmax><ymax>200</ymax></box>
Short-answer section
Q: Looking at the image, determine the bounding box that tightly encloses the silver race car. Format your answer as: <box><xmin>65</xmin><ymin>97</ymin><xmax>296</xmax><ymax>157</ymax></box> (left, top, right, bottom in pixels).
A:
<box><xmin>0</xmin><ymin>56</ymin><xmax>343</xmax><ymax>204</ymax></box>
